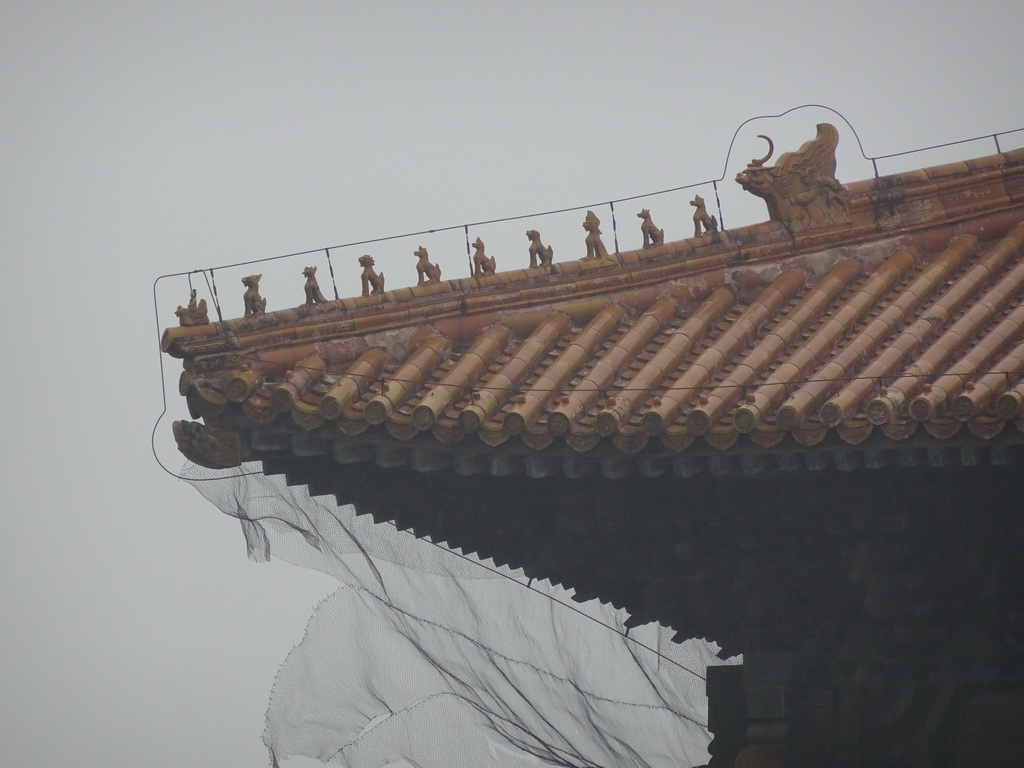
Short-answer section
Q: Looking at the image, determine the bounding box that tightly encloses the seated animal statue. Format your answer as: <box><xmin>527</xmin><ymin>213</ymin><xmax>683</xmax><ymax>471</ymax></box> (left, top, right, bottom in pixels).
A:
<box><xmin>471</xmin><ymin>237</ymin><xmax>496</xmax><ymax>276</ymax></box>
<box><xmin>358</xmin><ymin>255</ymin><xmax>385</xmax><ymax>296</ymax></box>
<box><xmin>526</xmin><ymin>229</ymin><xmax>553</xmax><ymax>267</ymax></box>
<box><xmin>637</xmin><ymin>209</ymin><xmax>665</xmax><ymax>248</ymax></box>
<box><xmin>582</xmin><ymin>210</ymin><xmax>611</xmax><ymax>261</ymax></box>
<box><xmin>242</xmin><ymin>274</ymin><xmax>266</xmax><ymax>316</ymax></box>
<box><xmin>415</xmin><ymin>246</ymin><xmax>442</xmax><ymax>285</ymax></box>
<box><xmin>691</xmin><ymin>195</ymin><xmax>719</xmax><ymax>237</ymax></box>
<box><xmin>302</xmin><ymin>266</ymin><xmax>328</xmax><ymax>305</ymax></box>
<box><xmin>175</xmin><ymin>289</ymin><xmax>209</xmax><ymax>326</ymax></box>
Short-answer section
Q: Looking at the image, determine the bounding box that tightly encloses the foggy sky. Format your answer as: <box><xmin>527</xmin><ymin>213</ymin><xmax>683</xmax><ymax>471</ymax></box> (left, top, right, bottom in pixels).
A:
<box><xmin>2</xmin><ymin>2</ymin><xmax>1022</xmax><ymax>766</ymax></box>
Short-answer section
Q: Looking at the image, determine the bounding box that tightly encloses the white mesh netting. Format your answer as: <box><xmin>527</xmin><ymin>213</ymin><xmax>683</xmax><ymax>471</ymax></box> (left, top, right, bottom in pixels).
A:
<box><xmin>186</xmin><ymin>462</ymin><xmax>732</xmax><ymax>767</ymax></box>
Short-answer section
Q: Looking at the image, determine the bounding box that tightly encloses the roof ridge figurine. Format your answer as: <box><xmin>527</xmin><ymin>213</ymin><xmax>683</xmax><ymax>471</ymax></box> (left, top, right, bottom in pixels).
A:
<box><xmin>581</xmin><ymin>210</ymin><xmax>612</xmax><ymax>261</ymax></box>
<box><xmin>526</xmin><ymin>229</ymin><xmax>553</xmax><ymax>267</ymax></box>
<box><xmin>302</xmin><ymin>266</ymin><xmax>328</xmax><ymax>305</ymax></box>
<box><xmin>358</xmin><ymin>255</ymin><xmax>385</xmax><ymax>296</ymax></box>
<box><xmin>471</xmin><ymin>237</ymin><xmax>497</xmax><ymax>276</ymax></box>
<box><xmin>637</xmin><ymin>208</ymin><xmax>665</xmax><ymax>248</ymax></box>
<box><xmin>690</xmin><ymin>195</ymin><xmax>719</xmax><ymax>237</ymax></box>
<box><xmin>735</xmin><ymin>122</ymin><xmax>850</xmax><ymax>233</ymax></box>
<box><xmin>414</xmin><ymin>246</ymin><xmax>442</xmax><ymax>285</ymax></box>
<box><xmin>175</xmin><ymin>289</ymin><xmax>209</xmax><ymax>327</ymax></box>
<box><xmin>241</xmin><ymin>274</ymin><xmax>266</xmax><ymax>316</ymax></box>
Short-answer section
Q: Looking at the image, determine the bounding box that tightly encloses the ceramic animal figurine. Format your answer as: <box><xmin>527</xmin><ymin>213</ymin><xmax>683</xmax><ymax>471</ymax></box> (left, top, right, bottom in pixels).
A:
<box><xmin>359</xmin><ymin>255</ymin><xmax>385</xmax><ymax>296</ymax></box>
<box><xmin>526</xmin><ymin>229</ymin><xmax>553</xmax><ymax>267</ymax></box>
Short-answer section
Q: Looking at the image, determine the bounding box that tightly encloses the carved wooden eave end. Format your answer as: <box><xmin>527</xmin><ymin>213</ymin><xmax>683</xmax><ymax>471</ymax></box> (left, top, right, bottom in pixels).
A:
<box><xmin>172</xmin><ymin>420</ymin><xmax>242</xmax><ymax>469</ymax></box>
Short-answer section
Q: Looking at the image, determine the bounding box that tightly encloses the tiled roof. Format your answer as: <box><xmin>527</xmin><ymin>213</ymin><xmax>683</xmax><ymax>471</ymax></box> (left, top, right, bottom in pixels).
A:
<box><xmin>165</xmin><ymin>138</ymin><xmax>1024</xmax><ymax>478</ymax></box>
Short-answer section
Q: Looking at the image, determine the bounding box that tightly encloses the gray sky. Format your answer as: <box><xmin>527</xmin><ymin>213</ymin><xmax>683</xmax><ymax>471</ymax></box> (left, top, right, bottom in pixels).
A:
<box><xmin>2</xmin><ymin>2</ymin><xmax>1022</xmax><ymax>766</ymax></box>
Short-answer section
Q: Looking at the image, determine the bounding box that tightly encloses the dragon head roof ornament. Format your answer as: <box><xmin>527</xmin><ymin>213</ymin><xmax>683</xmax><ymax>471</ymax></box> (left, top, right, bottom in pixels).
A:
<box><xmin>735</xmin><ymin>123</ymin><xmax>851</xmax><ymax>234</ymax></box>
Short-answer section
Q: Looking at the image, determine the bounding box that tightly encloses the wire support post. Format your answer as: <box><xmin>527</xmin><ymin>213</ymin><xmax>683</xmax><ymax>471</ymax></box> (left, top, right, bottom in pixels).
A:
<box><xmin>712</xmin><ymin>180</ymin><xmax>725</xmax><ymax>232</ymax></box>
<box><xmin>151</xmin><ymin>108</ymin><xmax>1023</xmax><ymax>308</ymax></box>
<box><xmin>324</xmin><ymin>248</ymin><xmax>340</xmax><ymax>300</ymax></box>
<box><xmin>609</xmin><ymin>201</ymin><xmax>620</xmax><ymax>256</ymax></box>
<box><xmin>208</xmin><ymin>268</ymin><xmax>224</xmax><ymax>323</ymax></box>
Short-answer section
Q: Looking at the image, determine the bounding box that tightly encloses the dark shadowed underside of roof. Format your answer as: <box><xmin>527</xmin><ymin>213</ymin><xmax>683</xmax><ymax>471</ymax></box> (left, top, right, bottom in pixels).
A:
<box><xmin>162</xmin><ymin>132</ymin><xmax>1024</xmax><ymax>768</ymax></box>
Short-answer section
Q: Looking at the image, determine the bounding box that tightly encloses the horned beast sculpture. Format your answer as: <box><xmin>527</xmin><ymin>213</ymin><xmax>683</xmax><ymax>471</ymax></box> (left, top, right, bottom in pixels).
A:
<box><xmin>735</xmin><ymin>123</ymin><xmax>850</xmax><ymax>233</ymax></box>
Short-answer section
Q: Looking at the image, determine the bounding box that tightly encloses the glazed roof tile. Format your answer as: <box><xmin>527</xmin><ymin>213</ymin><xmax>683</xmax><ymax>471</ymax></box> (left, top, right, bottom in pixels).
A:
<box><xmin>165</xmin><ymin>139</ymin><xmax>1024</xmax><ymax>478</ymax></box>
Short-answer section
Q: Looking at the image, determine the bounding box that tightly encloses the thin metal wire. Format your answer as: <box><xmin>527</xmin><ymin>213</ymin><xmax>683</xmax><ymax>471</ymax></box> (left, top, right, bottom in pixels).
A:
<box><xmin>870</xmin><ymin>127</ymin><xmax>1024</xmax><ymax>160</ymax></box>
<box><xmin>197</xmin><ymin>270</ymin><xmax>218</xmax><ymax>322</ymax></box>
<box><xmin>152</xmin><ymin>106</ymin><xmax>1024</xmax><ymax>480</ymax></box>
<box><xmin>152</xmin><ymin>107</ymin><xmax>1023</xmax><ymax>282</ymax></box>
<box><xmin>152</xmin><ymin>271</ymin><xmax>711</xmax><ymax>683</ymax></box>
<box><xmin>173</xmin><ymin>459</ymin><xmax>713</xmax><ymax>690</ymax></box>
<box><xmin>378</xmin><ymin>516</ymin><xmax>711</xmax><ymax>687</ymax></box>
<box><xmin>717</xmin><ymin>104</ymin><xmax>874</xmax><ymax>182</ymax></box>
<box><xmin>149</xmin><ymin>272</ymin><xmax>265</xmax><ymax>483</ymax></box>
<box><xmin>150</xmin><ymin>109</ymin><xmax>1024</xmax><ymax>696</ymax></box>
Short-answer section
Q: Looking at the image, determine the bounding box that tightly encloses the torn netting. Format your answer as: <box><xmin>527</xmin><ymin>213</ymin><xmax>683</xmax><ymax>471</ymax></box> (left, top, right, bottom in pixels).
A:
<box><xmin>185</xmin><ymin>462</ymin><xmax>733</xmax><ymax>767</ymax></box>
